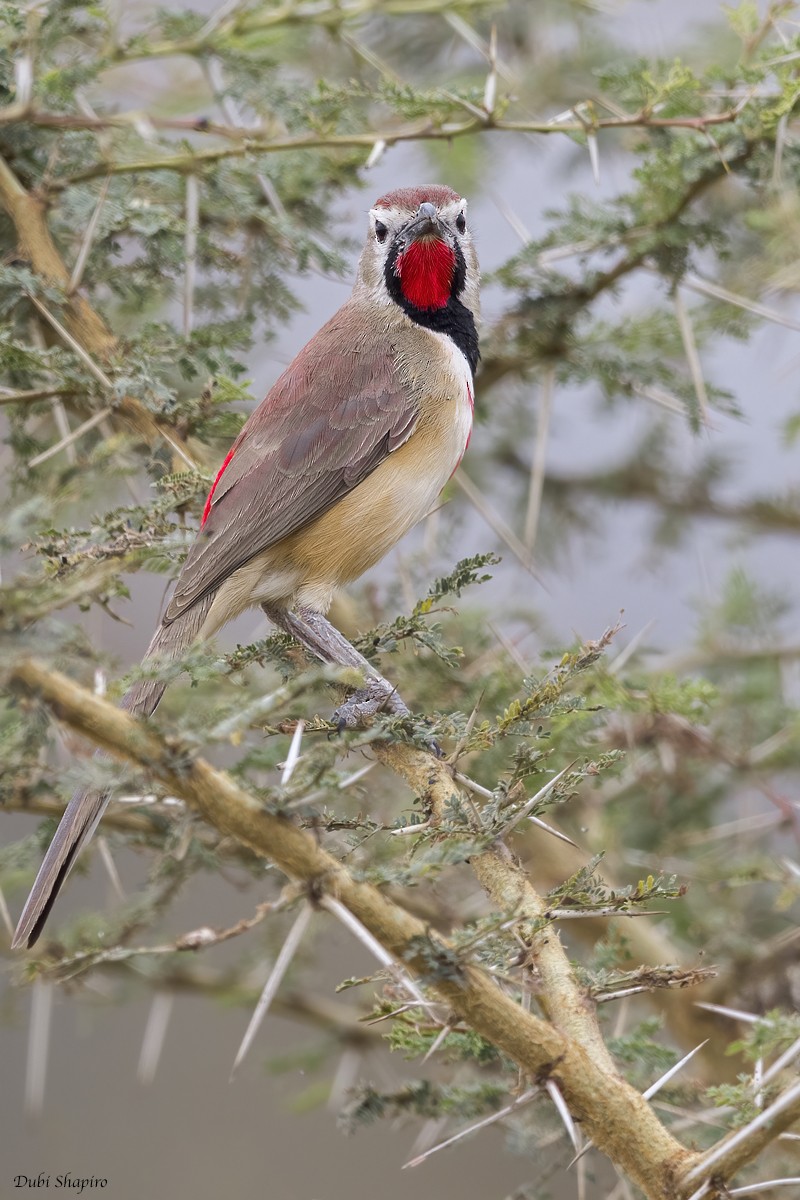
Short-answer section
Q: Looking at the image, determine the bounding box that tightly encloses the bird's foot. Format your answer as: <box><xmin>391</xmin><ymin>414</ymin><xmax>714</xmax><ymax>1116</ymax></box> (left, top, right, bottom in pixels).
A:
<box><xmin>332</xmin><ymin>682</ymin><xmax>443</xmax><ymax>756</ymax></box>
<box><xmin>333</xmin><ymin>679</ymin><xmax>410</xmax><ymax>730</ymax></box>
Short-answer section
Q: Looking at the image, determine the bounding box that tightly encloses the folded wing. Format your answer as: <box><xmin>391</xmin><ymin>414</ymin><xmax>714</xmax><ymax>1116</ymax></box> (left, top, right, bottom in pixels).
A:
<box><xmin>165</xmin><ymin>307</ymin><xmax>418</xmax><ymax>624</ymax></box>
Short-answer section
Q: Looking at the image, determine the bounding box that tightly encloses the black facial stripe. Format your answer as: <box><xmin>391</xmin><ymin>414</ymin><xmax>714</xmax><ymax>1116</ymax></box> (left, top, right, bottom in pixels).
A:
<box><xmin>384</xmin><ymin>237</ymin><xmax>480</xmax><ymax>377</ymax></box>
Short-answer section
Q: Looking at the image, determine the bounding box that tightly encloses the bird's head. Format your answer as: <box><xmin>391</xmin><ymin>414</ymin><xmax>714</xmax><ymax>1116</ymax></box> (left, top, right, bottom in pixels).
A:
<box><xmin>355</xmin><ymin>184</ymin><xmax>479</xmax><ymax>324</ymax></box>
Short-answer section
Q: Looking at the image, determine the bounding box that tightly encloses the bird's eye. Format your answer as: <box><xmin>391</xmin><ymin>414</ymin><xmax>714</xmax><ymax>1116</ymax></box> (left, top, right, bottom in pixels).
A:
<box><xmin>374</xmin><ymin>220</ymin><xmax>388</xmax><ymax>243</ymax></box>
<box><xmin>455</xmin><ymin>211</ymin><xmax>467</xmax><ymax>234</ymax></box>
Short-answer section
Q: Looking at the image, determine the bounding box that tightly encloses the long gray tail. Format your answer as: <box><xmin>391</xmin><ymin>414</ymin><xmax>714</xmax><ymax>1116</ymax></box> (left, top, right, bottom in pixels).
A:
<box><xmin>12</xmin><ymin>594</ymin><xmax>215</xmax><ymax>949</ymax></box>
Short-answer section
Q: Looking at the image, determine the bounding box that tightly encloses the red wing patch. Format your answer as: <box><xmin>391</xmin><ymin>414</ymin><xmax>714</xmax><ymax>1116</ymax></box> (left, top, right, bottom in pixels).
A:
<box><xmin>201</xmin><ymin>447</ymin><xmax>236</xmax><ymax>528</ymax></box>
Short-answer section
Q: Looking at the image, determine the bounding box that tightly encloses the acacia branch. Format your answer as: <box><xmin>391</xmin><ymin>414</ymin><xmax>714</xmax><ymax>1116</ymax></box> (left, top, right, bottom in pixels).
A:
<box><xmin>113</xmin><ymin>0</ymin><xmax>492</xmax><ymax>61</ymax></box>
<box><xmin>10</xmin><ymin>660</ymin><xmax>799</xmax><ymax>1192</ymax></box>
<box><xmin>376</xmin><ymin>742</ymin><xmax>618</xmax><ymax>1074</ymax></box>
<box><xmin>0</xmin><ymin>154</ymin><xmax>193</xmax><ymax>465</ymax></box>
<box><xmin>47</xmin><ymin>106</ymin><xmax>749</xmax><ymax>189</ymax></box>
<box><xmin>0</xmin><ymin>104</ymin><xmax>747</xmax><ymax>142</ymax></box>
<box><xmin>7</xmin><ymin>656</ymin><xmax>699</xmax><ymax>1199</ymax></box>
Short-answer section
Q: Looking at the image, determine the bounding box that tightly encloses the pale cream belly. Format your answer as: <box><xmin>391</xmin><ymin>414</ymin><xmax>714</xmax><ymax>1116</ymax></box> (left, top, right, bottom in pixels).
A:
<box><xmin>285</xmin><ymin>432</ymin><xmax>453</xmax><ymax>606</ymax></box>
<box><xmin>200</xmin><ymin>400</ymin><xmax>469</xmax><ymax>636</ymax></box>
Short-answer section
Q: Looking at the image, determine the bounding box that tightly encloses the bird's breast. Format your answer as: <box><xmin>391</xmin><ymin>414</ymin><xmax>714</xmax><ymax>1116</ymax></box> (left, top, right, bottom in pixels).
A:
<box><xmin>267</xmin><ymin>337</ymin><xmax>473</xmax><ymax>609</ymax></box>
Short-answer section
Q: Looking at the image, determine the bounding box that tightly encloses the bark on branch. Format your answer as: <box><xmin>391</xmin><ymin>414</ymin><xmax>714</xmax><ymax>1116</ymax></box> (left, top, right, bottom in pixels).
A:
<box><xmin>0</xmin><ymin>155</ymin><xmax>193</xmax><ymax>465</ymax></box>
<box><xmin>10</xmin><ymin>658</ymin><xmax>798</xmax><ymax>1196</ymax></box>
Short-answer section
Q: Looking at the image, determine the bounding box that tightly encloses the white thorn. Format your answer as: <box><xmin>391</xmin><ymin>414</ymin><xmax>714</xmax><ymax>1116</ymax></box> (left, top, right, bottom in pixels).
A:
<box><xmin>280</xmin><ymin>720</ymin><xmax>305</xmax><ymax>786</ymax></box>
<box><xmin>69</xmin><ymin>175</ymin><xmax>111</xmax><ymax>294</ymax></box>
<box><xmin>527</xmin><ymin>814</ymin><xmax>579</xmax><ymax>848</ymax></box>
<box><xmin>97</xmin><ymin>837</ymin><xmax>126</xmax><ymax>901</ymax></box>
<box><xmin>684</xmin><ymin>1183</ymin><xmax>710</xmax><ymax>1200</ymax></box>
<box><xmin>422</xmin><ymin>1023</ymin><xmax>452</xmax><ymax>1064</ymax></box>
<box><xmin>14</xmin><ymin>55</ymin><xmax>32</xmax><ymax>106</ymax></box>
<box><xmin>366</xmin><ymin>139</ymin><xmax>386</xmax><ymax>168</ymax></box>
<box><xmin>320</xmin><ymin>897</ymin><xmax>426</xmax><ymax>1007</ymax></box>
<box><xmin>137</xmin><ymin>993</ymin><xmax>174</xmax><ymax>1085</ymax></box>
<box><xmin>695</xmin><ymin>1001</ymin><xmax>763</xmax><ymax>1024</ymax></box>
<box><xmin>230</xmin><ymin>903</ymin><xmax>313</xmax><ymax>1078</ymax></box>
<box><xmin>587</xmin><ymin>132</ymin><xmax>600</xmax><ymax>185</ymax></box>
<box><xmin>403</xmin><ymin>1088</ymin><xmax>538</xmax><ymax>1168</ymax></box>
<box><xmin>546</xmin><ymin>1078</ymin><xmax>579</xmax><ymax>1151</ymax></box>
<box><xmin>673</xmin><ymin>288</ymin><xmax>710</xmax><ymax>427</ymax></box>
<box><xmin>495</xmin><ymin>762</ymin><xmax>573</xmax><ymax>839</ymax></box>
<box><xmin>25</xmin><ymin>982</ymin><xmax>53</xmax><ymax>1117</ymax></box>
<box><xmin>26</xmin><ymin>292</ymin><xmax>114</xmax><ymax>389</ymax></box>
<box><xmin>327</xmin><ymin>1047</ymin><xmax>362</xmax><ymax>1110</ymax></box>
<box><xmin>730</xmin><ymin>1180</ymin><xmax>800</xmax><ymax>1196</ymax></box>
<box><xmin>642</xmin><ymin>1041</ymin><xmax>708</xmax><ymax>1100</ymax></box>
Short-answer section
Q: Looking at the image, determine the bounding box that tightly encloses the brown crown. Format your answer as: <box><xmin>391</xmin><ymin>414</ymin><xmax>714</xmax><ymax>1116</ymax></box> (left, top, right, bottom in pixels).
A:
<box><xmin>373</xmin><ymin>184</ymin><xmax>461</xmax><ymax>211</ymax></box>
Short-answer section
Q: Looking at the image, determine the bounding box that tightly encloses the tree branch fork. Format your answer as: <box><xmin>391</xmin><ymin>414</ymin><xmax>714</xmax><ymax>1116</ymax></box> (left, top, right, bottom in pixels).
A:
<box><xmin>6</xmin><ymin>657</ymin><xmax>799</xmax><ymax>1199</ymax></box>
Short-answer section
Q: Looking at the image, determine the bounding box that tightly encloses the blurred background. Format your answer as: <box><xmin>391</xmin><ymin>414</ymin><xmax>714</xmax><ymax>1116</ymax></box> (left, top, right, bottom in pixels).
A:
<box><xmin>2</xmin><ymin>1</ymin><xmax>800</xmax><ymax>1197</ymax></box>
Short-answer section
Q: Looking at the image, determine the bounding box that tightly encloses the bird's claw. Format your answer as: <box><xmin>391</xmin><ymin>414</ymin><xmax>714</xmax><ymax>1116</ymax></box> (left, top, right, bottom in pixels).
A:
<box><xmin>333</xmin><ymin>679</ymin><xmax>410</xmax><ymax>731</ymax></box>
<box><xmin>332</xmin><ymin>683</ymin><xmax>442</xmax><ymax>757</ymax></box>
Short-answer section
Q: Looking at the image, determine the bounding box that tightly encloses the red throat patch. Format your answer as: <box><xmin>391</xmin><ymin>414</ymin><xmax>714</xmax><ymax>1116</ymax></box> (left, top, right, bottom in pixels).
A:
<box><xmin>396</xmin><ymin>239</ymin><xmax>455</xmax><ymax>310</ymax></box>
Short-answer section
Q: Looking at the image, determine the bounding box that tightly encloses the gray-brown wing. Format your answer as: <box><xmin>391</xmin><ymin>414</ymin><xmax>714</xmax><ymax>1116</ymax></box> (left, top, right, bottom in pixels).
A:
<box><xmin>164</xmin><ymin>307</ymin><xmax>418</xmax><ymax>624</ymax></box>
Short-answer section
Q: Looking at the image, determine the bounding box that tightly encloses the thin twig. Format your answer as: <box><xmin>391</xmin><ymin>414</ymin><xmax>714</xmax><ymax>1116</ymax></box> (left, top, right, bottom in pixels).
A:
<box><xmin>38</xmin><ymin>102</ymin><xmax>755</xmax><ymax>189</ymax></box>
<box><xmin>0</xmin><ymin>386</ymin><xmax>75</xmax><ymax>405</ymax></box>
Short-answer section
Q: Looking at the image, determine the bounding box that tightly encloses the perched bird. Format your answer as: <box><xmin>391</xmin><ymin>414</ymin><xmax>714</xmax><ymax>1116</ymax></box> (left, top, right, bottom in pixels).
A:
<box><xmin>12</xmin><ymin>183</ymin><xmax>480</xmax><ymax>949</ymax></box>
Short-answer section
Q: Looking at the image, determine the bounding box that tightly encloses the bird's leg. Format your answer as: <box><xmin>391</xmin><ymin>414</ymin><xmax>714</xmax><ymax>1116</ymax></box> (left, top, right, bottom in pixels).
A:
<box><xmin>261</xmin><ymin>604</ymin><xmax>410</xmax><ymax>728</ymax></box>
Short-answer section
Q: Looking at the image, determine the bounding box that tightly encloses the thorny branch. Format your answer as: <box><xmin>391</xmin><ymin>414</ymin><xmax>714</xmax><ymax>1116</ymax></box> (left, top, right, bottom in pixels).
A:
<box><xmin>21</xmin><ymin>105</ymin><xmax>753</xmax><ymax>190</ymax></box>
<box><xmin>0</xmin><ymin>153</ymin><xmax>194</xmax><ymax>466</ymax></box>
<box><xmin>7</xmin><ymin>658</ymin><xmax>800</xmax><ymax>1199</ymax></box>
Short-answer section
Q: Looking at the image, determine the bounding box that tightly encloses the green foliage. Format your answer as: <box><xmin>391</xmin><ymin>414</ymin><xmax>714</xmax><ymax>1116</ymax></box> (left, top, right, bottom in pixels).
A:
<box><xmin>355</xmin><ymin>552</ymin><xmax>500</xmax><ymax>667</ymax></box>
<box><xmin>340</xmin><ymin>1079</ymin><xmax>508</xmax><ymax>1131</ymax></box>
<box><xmin>608</xmin><ymin>1018</ymin><xmax>678</xmax><ymax>1085</ymax></box>
<box><xmin>1</xmin><ymin>2</ymin><xmax>800</xmax><ymax>1192</ymax></box>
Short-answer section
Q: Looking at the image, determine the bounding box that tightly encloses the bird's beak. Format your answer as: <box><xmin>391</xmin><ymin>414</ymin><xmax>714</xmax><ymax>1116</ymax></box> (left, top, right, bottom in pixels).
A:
<box><xmin>402</xmin><ymin>201</ymin><xmax>445</xmax><ymax>244</ymax></box>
